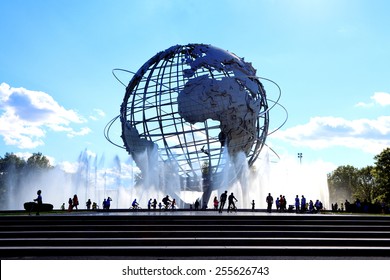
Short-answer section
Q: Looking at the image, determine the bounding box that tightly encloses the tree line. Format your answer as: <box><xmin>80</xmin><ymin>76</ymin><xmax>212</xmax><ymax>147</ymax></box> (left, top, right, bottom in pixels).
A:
<box><xmin>0</xmin><ymin>152</ymin><xmax>52</xmax><ymax>207</ymax></box>
<box><xmin>327</xmin><ymin>147</ymin><xmax>390</xmax><ymax>212</ymax></box>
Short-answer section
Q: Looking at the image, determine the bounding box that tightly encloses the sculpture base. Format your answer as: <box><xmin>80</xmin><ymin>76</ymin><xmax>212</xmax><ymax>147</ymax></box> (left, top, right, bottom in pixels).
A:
<box><xmin>23</xmin><ymin>202</ymin><xmax>53</xmax><ymax>212</ymax></box>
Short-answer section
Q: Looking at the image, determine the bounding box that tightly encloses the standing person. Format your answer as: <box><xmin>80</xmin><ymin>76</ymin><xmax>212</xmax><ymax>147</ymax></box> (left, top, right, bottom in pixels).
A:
<box><xmin>266</xmin><ymin>193</ymin><xmax>273</xmax><ymax>213</ymax></box>
<box><xmin>102</xmin><ymin>198</ymin><xmax>107</xmax><ymax>210</ymax></box>
<box><xmin>301</xmin><ymin>195</ymin><xmax>306</xmax><ymax>213</ymax></box>
<box><xmin>194</xmin><ymin>199</ymin><xmax>200</xmax><ymax>210</ymax></box>
<box><xmin>213</xmin><ymin>196</ymin><xmax>219</xmax><ymax>210</ymax></box>
<box><xmin>68</xmin><ymin>197</ymin><xmax>73</xmax><ymax>212</ymax></box>
<box><xmin>219</xmin><ymin>190</ymin><xmax>228</xmax><ymax>213</ymax></box>
<box><xmin>227</xmin><ymin>192</ymin><xmax>238</xmax><ymax>212</ymax></box>
<box><xmin>279</xmin><ymin>195</ymin><xmax>284</xmax><ymax>212</ymax></box>
<box><xmin>106</xmin><ymin>197</ymin><xmax>112</xmax><ymax>210</ymax></box>
<box><xmin>275</xmin><ymin>196</ymin><xmax>280</xmax><ymax>212</ymax></box>
<box><xmin>86</xmin><ymin>199</ymin><xmax>92</xmax><ymax>210</ymax></box>
<box><xmin>72</xmin><ymin>194</ymin><xmax>79</xmax><ymax>210</ymax></box>
<box><xmin>148</xmin><ymin>198</ymin><xmax>152</xmax><ymax>210</ymax></box>
<box><xmin>251</xmin><ymin>200</ymin><xmax>255</xmax><ymax>211</ymax></box>
<box><xmin>282</xmin><ymin>196</ymin><xmax>287</xmax><ymax>211</ymax></box>
<box><xmin>171</xmin><ymin>198</ymin><xmax>176</xmax><ymax>209</ymax></box>
<box><xmin>32</xmin><ymin>190</ymin><xmax>42</xmax><ymax>215</ymax></box>
<box><xmin>295</xmin><ymin>195</ymin><xmax>300</xmax><ymax>213</ymax></box>
<box><xmin>309</xmin><ymin>200</ymin><xmax>314</xmax><ymax>213</ymax></box>
<box><xmin>152</xmin><ymin>198</ymin><xmax>157</xmax><ymax>209</ymax></box>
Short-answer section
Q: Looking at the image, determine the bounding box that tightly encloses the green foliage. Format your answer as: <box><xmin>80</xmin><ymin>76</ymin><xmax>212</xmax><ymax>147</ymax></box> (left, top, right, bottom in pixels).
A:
<box><xmin>328</xmin><ymin>148</ymin><xmax>390</xmax><ymax>205</ymax></box>
<box><xmin>327</xmin><ymin>165</ymin><xmax>358</xmax><ymax>203</ymax></box>
<box><xmin>373</xmin><ymin>148</ymin><xmax>390</xmax><ymax>203</ymax></box>
<box><xmin>0</xmin><ymin>152</ymin><xmax>52</xmax><ymax>205</ymax></box>
<box><xmin>354</xmin><ymin>166</ymin><xmax>379</xmax><ymax>203</ymax></box>
<box><xmin>26</xmin><ymin>152</ymin><xmax>52</xmax><ymax>170</ymax></box>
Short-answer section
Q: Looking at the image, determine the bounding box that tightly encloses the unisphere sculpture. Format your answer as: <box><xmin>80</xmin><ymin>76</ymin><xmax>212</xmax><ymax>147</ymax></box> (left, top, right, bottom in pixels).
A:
<box><xmin>106</xmin><ymin>44</ymin><xmax>277</xmax><ymax>205</ymax></box>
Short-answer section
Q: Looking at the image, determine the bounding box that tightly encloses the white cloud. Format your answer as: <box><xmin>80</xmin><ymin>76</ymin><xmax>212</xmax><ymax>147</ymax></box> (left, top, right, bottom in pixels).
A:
<box><xmin>89</xmin><ymin>108</ymin><xmax>106</xmax><ymax>121</ymax></box>
<box><xmin>355</xmin><ymin>91</ymin><xmax>390</xmax><ymax>107</ymax></box>
<box><xmin>272</xmin><ymin>116</ymin><xmax>390</xmax><ymax>155</ymax></box>
<box><xmin>0</xmin><ymin>82</ymin><xmax>91</xmax><ymax>149</ymax></box>
<box><xmin>371</xmin><ymin>92</ymin><xmax>390</xmax><ymax>106</ymax></box>
<box><xmin>67</xmin><ymin>127</ymin><xmax>92</xmax><ymax>138</ymax></box>
<box><xmin>355</xmin><ymin>101</ymin><xmax>374</xmax><ymax>108</ymax></box>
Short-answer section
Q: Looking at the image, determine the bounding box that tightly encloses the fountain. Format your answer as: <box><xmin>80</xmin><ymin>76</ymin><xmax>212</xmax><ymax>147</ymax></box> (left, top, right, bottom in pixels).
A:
<box><xmin>1</xmin><ymin>146</ymin><xmax>330</xmax><ymax>211</ymax></box>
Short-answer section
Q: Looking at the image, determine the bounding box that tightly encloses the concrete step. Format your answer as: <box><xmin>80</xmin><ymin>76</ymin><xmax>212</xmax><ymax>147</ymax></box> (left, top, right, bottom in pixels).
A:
<box><xmin>1</xmin><ymin>213</ymin><xmax>389</xmax><ymax>258</ymax></box>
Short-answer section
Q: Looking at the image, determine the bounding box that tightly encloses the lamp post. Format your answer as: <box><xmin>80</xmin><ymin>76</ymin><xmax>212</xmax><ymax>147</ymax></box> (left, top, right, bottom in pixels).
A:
<box><xmin>298</xmin><ymin>153</ymin><xmax>303</xmax><ymax>165</ymax></box>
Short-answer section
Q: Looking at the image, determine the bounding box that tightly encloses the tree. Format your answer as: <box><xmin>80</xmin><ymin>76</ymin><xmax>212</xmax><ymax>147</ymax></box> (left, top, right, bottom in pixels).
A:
<box><xmin>327</xmin><ymin>165</ymin><xmax>358</xmax><ymax>204</ymax></box>
<box><xmin>26</xmin><ymin>153</ymin><xmax>52</xmax><ymax>170</ymax></box>
<box><xmin>0</xmin><ymin>153</ymin><xmax>27</xmax><ymax>206</ymax></box>
<box><xmin>0</xmin><ymin>152</ymin><xmax>52</xmax><ymax>209</ymax></box>
<box><xmin>353</xmin><ymin>166</ymin><xmax>379</xmax><ymax>203</ymax></box>
<box><xmin>373</xmin><ymin>148</ymin><xmax>390</xmax><ymax>204</ymax></box>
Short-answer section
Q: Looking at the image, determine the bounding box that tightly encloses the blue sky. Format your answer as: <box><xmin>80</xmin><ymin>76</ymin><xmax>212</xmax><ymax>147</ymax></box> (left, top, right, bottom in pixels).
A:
<box><xmin>1</xmin><ymin>0</ymin><xmax>390</xmax><ymax>173</ymax></box>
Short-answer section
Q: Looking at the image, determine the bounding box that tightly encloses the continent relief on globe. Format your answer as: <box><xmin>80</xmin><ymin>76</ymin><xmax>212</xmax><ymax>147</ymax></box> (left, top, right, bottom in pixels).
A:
<box><xmin>178</xmin><ymin>75</ymin><xmax>261</xmax><ymax>156</ymax></box>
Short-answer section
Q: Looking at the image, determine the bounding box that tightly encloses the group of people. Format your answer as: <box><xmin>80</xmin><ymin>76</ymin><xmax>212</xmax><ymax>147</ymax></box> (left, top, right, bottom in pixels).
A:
<box><xmin>32</xmin><ymin>189</ymin><xmax>323</xmax><ymax>214</ymax></box>
<box><xmin>59</xmin><ymin>196</ymin><xmax>109</xmax><ymax>211</ymax></box>
<box><xmin>332</xmin><ymin>199</ymin><xmax>389</xmax><ymax>214</ymax></box>
<box><xmin>266</xmin><ymin>193</ymin><xmax>324</xmax><ymax>213</ymax></box>
<box><xmin>63</xmin><ymin>194</ymin><xmax>80</xmax><ymax>211</ymax></box>
<box><xmin>130</xmin><ymin>192</ymin><xmax>240</xmax><ymax>213</ymax></box>
<box><xmin>131</xmin><ymin>195</ymin><xmax>177</xmax><ymax>210</ymax></box>
<box><xmin>215</xmin><ymin>191</ymin><xmax>238</xmax><ymax>213</ymax></box>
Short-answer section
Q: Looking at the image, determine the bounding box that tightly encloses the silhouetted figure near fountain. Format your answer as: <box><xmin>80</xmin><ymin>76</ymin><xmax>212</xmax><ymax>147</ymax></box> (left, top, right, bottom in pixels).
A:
<box><xmin>162</xmin><ymin>195</ymin><xmax>171</xmax><ymax>210</ymax></box>
<box><xmin>152</xmin><ymin>199</ymin><xmax>157</xmax><ymax>209</ymax></box>
<box><xmin>148</xmin><ymin>199</ymin><xmax>152</xmax><ymax>210</ymax></box>
<box><xmin>106</xmin><ymin>197</ymin><xmax>112</xmax><ymax>210</ymax></box>
<box><xmin>219</xmin><ymin>190</ymin><xmax>228</xmax><ymax>213</ymax></box>
<box><xmin>251</xmin><ymin>200</ymin><xmax>255</xmax><ymax>211</ymax></box>
<box><xmin>227</xmin><ymin>192</ymin><xmax>238</xmax><ymax>213</ymax></box>
<box><xmin>86</xmin><ymin>199</ymin><xmax>91</xmax><ymax>210</ymax></box>
<box><xmin>171</xmin><ymin>198</ymin><xmax>176</xmax><ymax>209</ymax></box>
<box><xmin>31</xmin><ymin>190</ymin><xmax>42</xmax><ymax>215</ymax></box>
<box><xmin>68</xmin><ymin>198</ymin><xmax>73</xmax><ymax>212</ymax></box>
<box><xmin>295</xmin><ymin>195</ymin><xmax>300</xmax><ymax>213</ymax></box>
<box><xmin>266</xmin><ymin>193</ymin><xmax>273</xmax><ymax>213</ymax></box>
<box><xmin>213</xmin><ymin>196</ymin><xmax>219</xmax><ymax>210</ymax></box>
<box><xmin>275</xmin><ymin>197</ymin><xmax>280</xmax><ymax>212</ymax></box>
<box><xmin>72</xmin><ymin>194</ymin><xmax>79</xmax><ymax>210</ymax></box>
<box><xmin>194</xmin><ymin>199</ymin><xmax>200</xmax><ymax>210</ymax></box>
<box><xmin>309</xmin><ymin>200</ymin><xmax>314</xmax><ymax>213</ymax></box>
<box><xmin>315</xmin><ymin>200</ymin><xmax>323</xmax><ymax>213</ymax></box>
<box><xmin>301</xmin><ymin>195</ymin><xmax>306</xmax><ymax>213</ymax></box>
<box><xmin>61</xmin><ymin>203</ymin><xmax>65</xmax><ymax>211</ymax></box>
<box><xmin>279</xmin><ymin>195</ymin><xmax>285</xmax><ymax>212</ymax></box>
<box><xmin>102</xmin><ymin>199</ymin><xmax>107</xmax><ymax>210</ymax></box>
<box><xmin>132</xmin><ymin>199</ymin><xmax>140</xmax><ymax>209</ymax></box>
<box><xmin>345</xmin><ymin>200</ymin><xmax>350</xmax><ymax>212</ymax></box>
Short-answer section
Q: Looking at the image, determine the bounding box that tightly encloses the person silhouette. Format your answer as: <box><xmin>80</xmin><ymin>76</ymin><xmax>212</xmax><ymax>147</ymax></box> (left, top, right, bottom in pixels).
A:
<box><xmin>32</xmin><ymin>190</ymin><xmax>42</xmax><ymax>215</ymax></box>
<box><xmin>266</xmin><ymin>193</ymin><xmax>273</xmax><ymax>213</ymax></box>
<box><xmin>219</xmin><ymin>190</ymin><xmax>228</xmax><ymax>213</ymax></box>
<box><xmin>227</xmin><ymin>192</ymin><xmax>238</xmax><ymax>212</ymax></box>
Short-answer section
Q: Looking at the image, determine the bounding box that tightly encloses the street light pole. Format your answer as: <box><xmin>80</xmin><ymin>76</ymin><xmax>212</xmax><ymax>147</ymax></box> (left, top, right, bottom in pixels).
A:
<box><xmin>298</xmin><ymin>153</ymin><xmax>302</xmax><ymax>165</ymax></box>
